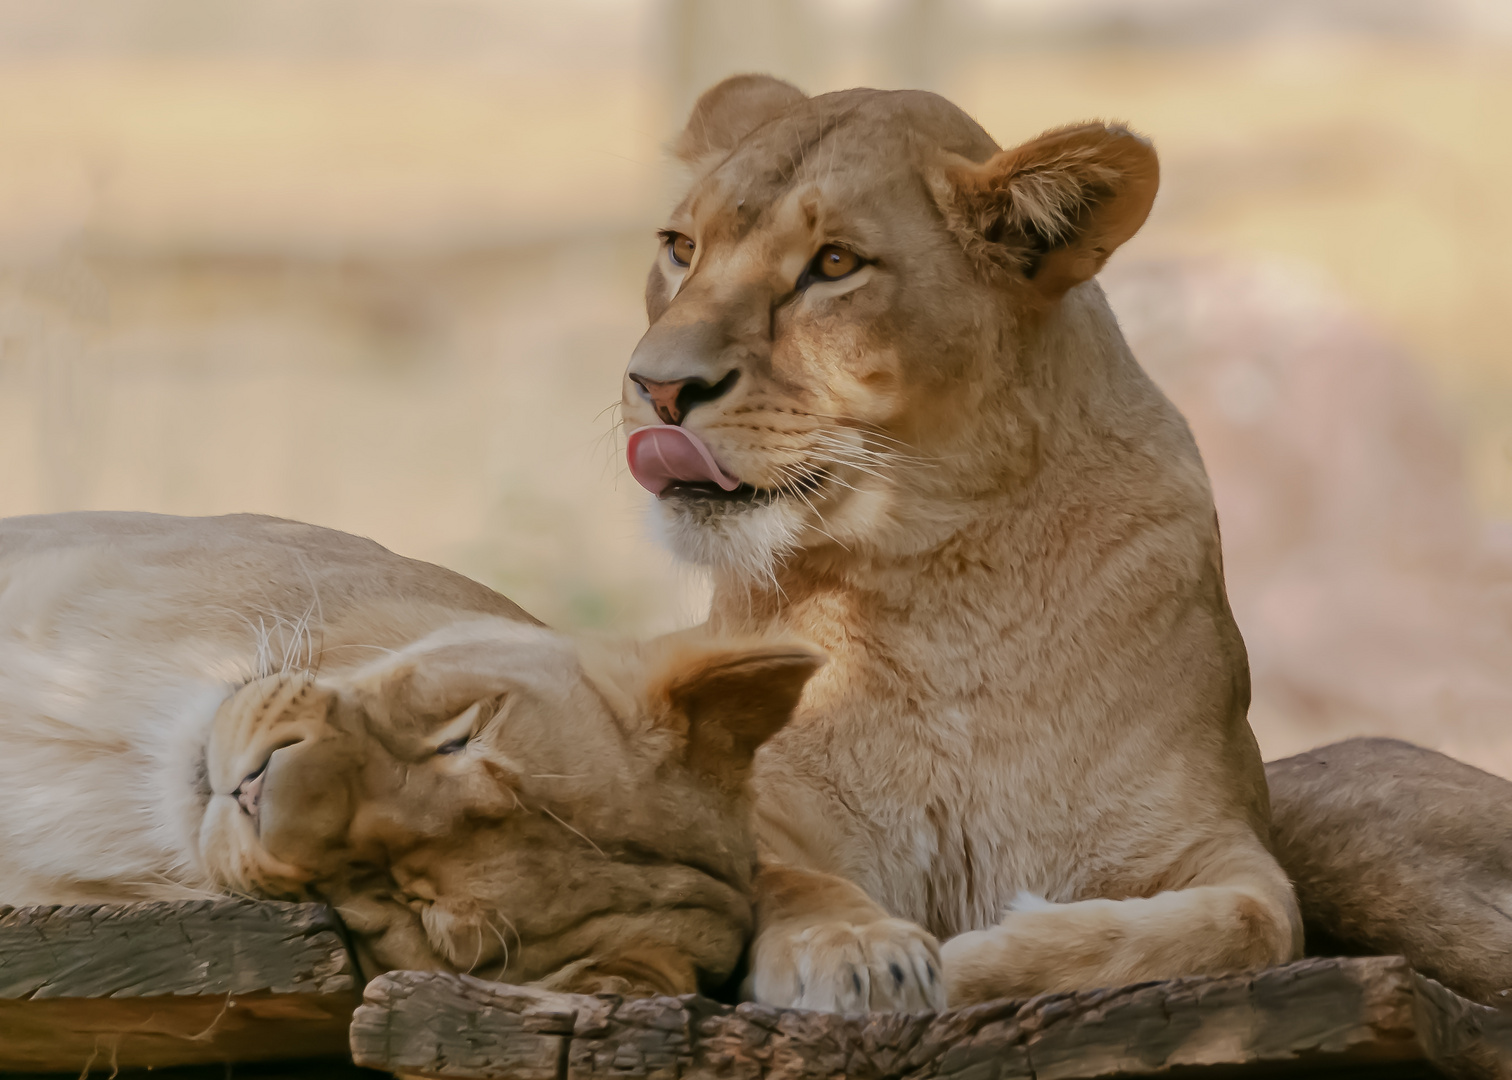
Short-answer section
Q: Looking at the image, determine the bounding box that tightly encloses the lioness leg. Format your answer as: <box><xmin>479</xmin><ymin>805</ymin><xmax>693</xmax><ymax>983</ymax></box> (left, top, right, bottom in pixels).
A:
<box><xmin>942</xmin><ymin>842</ymin><xmax>1301</xmax><ymax>1005</ymax></box>
<box><xmin>746</xmin><ymin>864</ymin><xmax>946</xmax><ymax>1012</ymax></box>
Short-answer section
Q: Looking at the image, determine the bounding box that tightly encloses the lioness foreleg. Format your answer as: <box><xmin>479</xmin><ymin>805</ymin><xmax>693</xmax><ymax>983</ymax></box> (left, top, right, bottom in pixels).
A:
<box><xmin>745</xmin><ymin>864</ymin><xmax>946</xmax><ymax>1012</ymax></box>
<box><xmin>941</xmin><ymin>843</ymin><xmax>1301</xmax><ymax>1005</ymax></box>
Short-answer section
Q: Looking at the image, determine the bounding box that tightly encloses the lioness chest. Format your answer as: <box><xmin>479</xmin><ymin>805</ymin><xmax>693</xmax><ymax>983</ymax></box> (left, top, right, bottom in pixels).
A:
<box><xmin>753</xmin><ymin>688</ymin><xmax>1225</xmax><ymax>939</ymax></box>
<box><xmin>741</xmin><ymin>580</ymin><xmax>1247</xmax><ymax>942</ymax></box>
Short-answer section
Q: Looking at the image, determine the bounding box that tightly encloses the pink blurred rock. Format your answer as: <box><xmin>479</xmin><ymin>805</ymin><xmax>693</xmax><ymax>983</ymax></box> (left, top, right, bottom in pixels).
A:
<box><xmin>1104</xmin><ymin>260</ymin><xmax>1512</xmax><ymax>776</ymax></box>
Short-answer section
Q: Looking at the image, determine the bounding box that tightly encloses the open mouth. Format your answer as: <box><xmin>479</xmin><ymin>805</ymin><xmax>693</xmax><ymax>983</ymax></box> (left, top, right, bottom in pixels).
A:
<box><xmin>660</xmin><ymin>473</ymin><xmax>823</xmax><ymax>504</ymax></box>
<box><xmin>662</xmin><ymin>480</ymin><xmax>765</xmax><ymax>503</ymax></box>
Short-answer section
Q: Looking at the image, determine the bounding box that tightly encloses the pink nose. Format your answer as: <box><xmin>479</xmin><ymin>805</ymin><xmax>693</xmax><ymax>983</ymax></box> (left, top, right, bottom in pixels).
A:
<box><xmin>235</xmin><ymin>766</ymin><xmax>266</xmax><ymax>819</ymax></box>
<box><xmin>633</xmin><ymin>377</ymin><xmax>691</xmax><ymax>425</ymax></box>
<box><xmin>627</xmin><ymin>369</ymin><xmax>740</xmax><ymax>425</ymax></box>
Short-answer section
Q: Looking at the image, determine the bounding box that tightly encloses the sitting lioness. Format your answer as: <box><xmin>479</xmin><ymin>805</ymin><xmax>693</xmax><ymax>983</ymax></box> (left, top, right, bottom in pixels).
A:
<box><xmin>623</xmin><ymin>75</ymin><xmax>1512</xmax><ymax>1011</ymax></box>
<box><xmin>0</xmin><ymin>511</ymin><xmax>822</xmax><ymax>995</ymax></box>
<box><xmin>621</xmin><ymin>75</ymin><xmax>1298</xmax><ymax>1011</ymax></box>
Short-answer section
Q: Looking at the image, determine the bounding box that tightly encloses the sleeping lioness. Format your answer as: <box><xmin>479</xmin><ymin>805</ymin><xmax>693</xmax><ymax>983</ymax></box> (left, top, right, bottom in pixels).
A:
<box><xmin>620</xmin><ymin>75</ymin><xmax>1511</xmax><ymax>1011</ymax></box>
<box><xmin>0</xmin><ymin>511</ymin><xmax>822</xmax><ymax>995</ymax></box>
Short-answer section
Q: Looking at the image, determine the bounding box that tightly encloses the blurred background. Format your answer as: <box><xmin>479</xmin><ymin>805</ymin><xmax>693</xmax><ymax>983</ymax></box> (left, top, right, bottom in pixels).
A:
<box><xmin>1</xmin><ymin>0</ymin><xmax>1509</xmax><ymax>772</ymax></box>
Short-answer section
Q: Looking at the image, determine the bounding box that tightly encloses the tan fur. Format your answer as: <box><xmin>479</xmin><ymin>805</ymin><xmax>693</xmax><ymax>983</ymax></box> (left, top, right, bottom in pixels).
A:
<box><xmin>0</xmin><ymin>511</ymin><xmax>822</xmax><ymax>994</ymax></box>
<box><xmin>1268</xmin><ymin>739</ymin><xmax>1512</xmax><ymax>1009</ymax></box>
<box><xmin>622</xmin><ymin>78</ymin><xmax>1301</xmax><ymax>1010</ymax></box>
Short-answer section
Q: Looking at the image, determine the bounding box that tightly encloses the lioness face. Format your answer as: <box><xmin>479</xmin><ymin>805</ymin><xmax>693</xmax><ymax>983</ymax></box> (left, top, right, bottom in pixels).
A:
<box><xmin>198</xmin><ymin>617</ymin><xmax>821</xmax><ymax>994</ymax></box>
<box><xmin>623</xmin><ymin>80</ymin><xmax>1156</xmax><ymax>578</ymax></box>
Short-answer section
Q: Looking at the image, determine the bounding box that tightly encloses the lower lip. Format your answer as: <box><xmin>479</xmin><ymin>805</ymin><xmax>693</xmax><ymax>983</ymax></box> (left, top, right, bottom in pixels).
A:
<box><xmin>661</xmin><ymin>469</ymin><xmax>828</xmax><ymax>503</ymax></box>
<box><xmin>661</xmin><ymin>481</ymin><xmax>763</xmax><ymax>502</ymax></box>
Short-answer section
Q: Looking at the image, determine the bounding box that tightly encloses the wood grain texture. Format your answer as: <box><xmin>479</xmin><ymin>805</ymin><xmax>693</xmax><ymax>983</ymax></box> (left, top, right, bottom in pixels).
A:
<box><xmin>351</xmin><ymin>957</ymin><xmax>1512</xmax><ymax>1080</ymax></box>
<box><xmin>0</xmin><ymin>1058</ymin><xmax>388</xmax><ymax>1079</ymax></box>
<box><xmin>0</xmin><ymin>899</ymin><xmax>359</xmax><ymax>1072</ymax></box>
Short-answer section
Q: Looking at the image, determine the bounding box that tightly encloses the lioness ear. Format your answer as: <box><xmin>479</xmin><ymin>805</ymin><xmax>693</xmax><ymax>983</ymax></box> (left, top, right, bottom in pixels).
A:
<box><xmin>657</xmin><ymin>640</ymin><xmax>824</xmax><ymax>782</ymax></box>
<box><xmin>674</xmin><ymin>74</ymin><xmax>807</xmax><ymax>176</ymax></box>
<box><xmin>933</xmin><ymin>121</ymin><xmax>1158</xmax><ymax>299</ymax></box>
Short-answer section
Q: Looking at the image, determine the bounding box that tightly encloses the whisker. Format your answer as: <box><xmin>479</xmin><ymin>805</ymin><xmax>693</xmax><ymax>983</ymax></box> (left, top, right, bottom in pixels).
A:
<box><xmin>806</xmin><ymin>429</ymin><xmax>912</xmax><ymax>461</ymax></box>
<box><xmin>317</xmin><ymin>643</ymin><xmax>402</xmax><ymax>658</ymax></box>
<box><xmin>468</xmin><ymin>922</ymin><xmax>486</xmax><ymax>975</ymax></box>
<box><xmin>805</xmin><ymin>424</ymin><xmax>951</xmax><ymax>465</ymax></box>
<box><xmin>485</xmin><ymin>916</ymin><xmax>513</xmax><ymax>977</ymax></box>
<box><xmin>783</xmin><ymin>486</ymin><xmax>852</xmax><ymax>551</ymax></box>
<box><xmin>806</xmin><ymin>442</ymin><xmax>902</xmax><ymax>472</ymax></box>
<box><xmin>808</xmin><ymin>455</ymin><xmax>891</xmax><ymax>483</ymax></box>
<box><xmin>538</xmin><ymin>805</ymin><xmax>606</xmax><ymax>858</ymax></box>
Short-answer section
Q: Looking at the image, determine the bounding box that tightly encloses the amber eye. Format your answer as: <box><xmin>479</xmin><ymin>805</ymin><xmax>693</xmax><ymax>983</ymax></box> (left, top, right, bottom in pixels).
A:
<box><xmin>665</xmin><ymin>232</ymin><xmax>695</xmax><ymax>268</ymax></box>
<box><xmin>812</xmin><ymin>244</ymin><xmax>860</xmax><ymax>281</ymax></box>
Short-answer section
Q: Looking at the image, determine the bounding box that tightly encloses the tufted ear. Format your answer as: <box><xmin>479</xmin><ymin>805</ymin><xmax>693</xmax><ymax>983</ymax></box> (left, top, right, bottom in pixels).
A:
<box><xmin>649</xmin><ymin>638</ymin><xmax>824</xmax><ymax>784</ymax></box>
<box><xmin>674</xmin><ymin>74</ymin><xmax>807</xmax><ymax>175</ymax></box>
<box><xmin>932</xmin><ymin>121</ymin><xmax>1158</xmax><ymax>299</ymax></box>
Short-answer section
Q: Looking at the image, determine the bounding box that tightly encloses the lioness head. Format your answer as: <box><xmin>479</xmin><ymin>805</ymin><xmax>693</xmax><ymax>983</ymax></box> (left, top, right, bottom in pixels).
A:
<box><xmin>198</xmin><ymin>617</ymin><xmax>822</xmax><ymax>995</ymax></box>
<box><xmin>623</xmin><ymin>76</ymin><xmax>1157</xmax><ymax>578</ymax></box>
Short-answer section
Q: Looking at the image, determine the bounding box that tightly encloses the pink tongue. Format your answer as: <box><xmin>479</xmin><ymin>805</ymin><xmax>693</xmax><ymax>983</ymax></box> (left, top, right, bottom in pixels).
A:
<box><xmin>627</xmin><ymin>425</ymin><xmax>742</xmax><ymax>496</ymax></box>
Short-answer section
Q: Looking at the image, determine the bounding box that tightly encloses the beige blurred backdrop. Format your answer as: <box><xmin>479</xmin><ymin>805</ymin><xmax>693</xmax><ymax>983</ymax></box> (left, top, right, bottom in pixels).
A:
<box><xmin>1</xmin><ymin>0</ymin><xmax>1509</xmax><ymax>771</ymax></box>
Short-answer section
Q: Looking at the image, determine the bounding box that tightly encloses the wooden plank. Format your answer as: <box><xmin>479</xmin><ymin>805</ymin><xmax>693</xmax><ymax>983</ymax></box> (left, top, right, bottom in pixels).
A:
<box><xmin>0</xmin><ymin>1058</ymin><xmax>386</xmax><ymax>1079</ymax></box>
<box><xmin>350</xmin><ymin>957</ymin><xmax>1512</xmax><ymax>1080</ymax></box>
<box><xmin>0</xmin><ymin>899</ymin><xmax>359</xmax><ymax>1072</ymax></box>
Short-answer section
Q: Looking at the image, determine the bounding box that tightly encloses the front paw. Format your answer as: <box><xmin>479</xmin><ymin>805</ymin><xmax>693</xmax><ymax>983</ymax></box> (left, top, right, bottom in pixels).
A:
<box><xmin>748</xmin><ymin>917</ymin><xmax>945</xmax><ymax>1013</ymax></box>
<box><xmin>939</xmin><ymin>926</ymin><xmax>1004</xmax><ymax>1006</ymax></box>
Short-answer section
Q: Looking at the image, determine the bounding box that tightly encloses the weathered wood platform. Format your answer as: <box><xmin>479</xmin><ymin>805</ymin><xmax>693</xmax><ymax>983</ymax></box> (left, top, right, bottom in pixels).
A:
<box><xmin>350</xmin><ymin>956</ymin><xmax>1512</xmax><ymax>1080</ymax></box>
<box><xmin>3</xmin><ymin>898</ymin><xmax>1507</xmax><ymax>1078</ymax></box>
<box><xmin>0</xmin><ymin>898</ymin><xmax>359</xmax><ymax>1073</ymax></box>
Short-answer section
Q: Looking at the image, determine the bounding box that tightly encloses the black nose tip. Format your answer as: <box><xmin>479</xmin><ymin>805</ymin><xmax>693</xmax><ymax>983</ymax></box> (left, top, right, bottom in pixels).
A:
<box><xmin>628</xmin><ymin>370</ymin><xmax>739</xmax><ymax>425</ymax></box>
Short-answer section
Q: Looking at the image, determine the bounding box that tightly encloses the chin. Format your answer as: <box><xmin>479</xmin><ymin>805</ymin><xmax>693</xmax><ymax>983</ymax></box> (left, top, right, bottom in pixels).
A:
<box><xmin>651</xmin><ymin>471</ymin><xmax>903</xmax><ymax>581</ymax></box>
<box><xmin>652</xmin><ymin>488</ymin><xmax>808</xmax><ymax>582</ymax></box>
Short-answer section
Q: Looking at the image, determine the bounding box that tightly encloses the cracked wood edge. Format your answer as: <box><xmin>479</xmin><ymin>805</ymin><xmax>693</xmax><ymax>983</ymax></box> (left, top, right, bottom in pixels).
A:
<box><xmin>1413</xmin><ymin>971</ymin><xmax>1512</xmax><ymax>1080</ymax></box>
<box><xmin>350</xmin><ymin>955</ymin><xmax>1512</xmax><ymax>1080</ymax></box>
<box><xmin>0</xmin><ymin>898</ymin><xmax>360</xmax><ymax>1071</ymax></box>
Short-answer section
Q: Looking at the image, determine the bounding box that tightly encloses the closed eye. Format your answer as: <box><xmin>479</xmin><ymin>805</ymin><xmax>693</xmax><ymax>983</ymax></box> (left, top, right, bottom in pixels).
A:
<box><xmin>430</xmin><ymin>697</ymin><xmax>497</xmax><ymax>757</ymax></box>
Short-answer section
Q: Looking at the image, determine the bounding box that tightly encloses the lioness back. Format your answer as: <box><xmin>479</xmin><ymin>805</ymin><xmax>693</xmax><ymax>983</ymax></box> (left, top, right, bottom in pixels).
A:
<box><xmin>0</xmin><ymin>510</ymin><xmax>534</xmax><ymax>651</ymax></box>
<box><xmin>1269</xmin><ymin>738</ymin><xmax>1512</xmax><ymax>1008</ymax></box>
